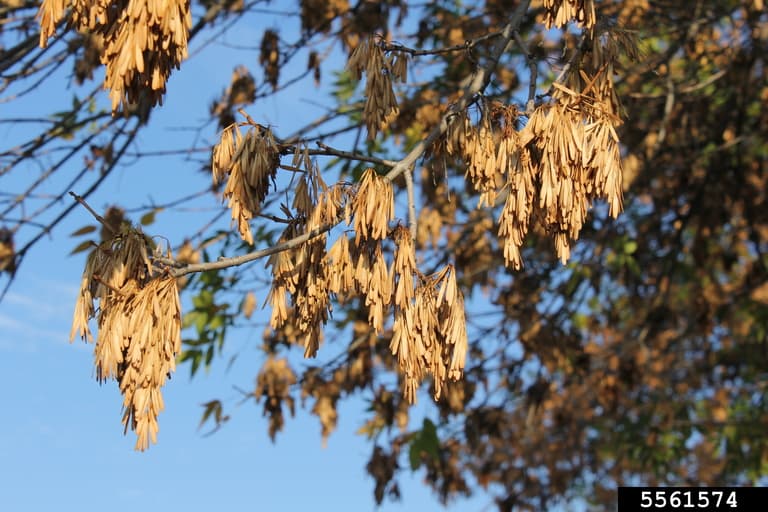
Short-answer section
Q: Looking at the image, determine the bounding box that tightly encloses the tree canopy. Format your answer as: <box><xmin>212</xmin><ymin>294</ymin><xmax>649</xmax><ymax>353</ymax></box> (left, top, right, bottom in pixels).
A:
<box><xmin>1</xmin><ymin>0</ymin><xmax>767</xmax><ymax>509</ymax></box>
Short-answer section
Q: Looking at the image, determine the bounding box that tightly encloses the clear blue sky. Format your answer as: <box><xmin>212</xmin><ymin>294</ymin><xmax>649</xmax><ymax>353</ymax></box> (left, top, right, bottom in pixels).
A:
<box><xmin>0</xmin><ymin>5</ymin><xmax>496</xmax><ymax>512</ymax></box>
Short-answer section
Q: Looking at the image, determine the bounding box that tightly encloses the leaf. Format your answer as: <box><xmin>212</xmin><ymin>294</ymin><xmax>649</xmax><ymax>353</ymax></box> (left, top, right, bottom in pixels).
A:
<box><xmin>199</xmin><ymin>400</ymin><xmax>229</xmax><ymax>433</ymax></box>
<box><xmin>357</xmin><ymin>417</ymin><xmax>385</xmax><ymax>439</ymax></box>
<box><xmin>69</xmin><ymin>239</ymin><xmax>96</xmax><ymax>255</ymax></box>
<box><xmin>179</xmin><ymin>349</ymin><xmax>202</xmax><ymax>377</ymax></box>
<box><xmin>195</xmin><ymin>312</ymin><xmax>209</xmax><ymax>335</ymax></box>
<box><xmin>182</xmin><ymin>310</ymin><xmax>199</xmax><ymax>329</ymax></box>
<box><xmin>408</xmin><ymin>418</ymin><xmax>440</xmax><ymax>470</ymax></box>
<box><xmin>190</xmin><ymin>352</ymin><xmax>202</xmax><ymax>376</ymax></box>
<box><xmin>69</xmin><ymin>225</ymin><xmax>97</xmax><ymax>237</ymax></box>
<box><xmin>419</xmin><ymin>418</ymin><xmax>439</xmax><ymax>456</ymax></box>
<box><xmin>408</xmin><ymin>442</ymin><xmax>422</xmax><ymax>470</ymax></box>
<box><xmin>140</xmin><ymin>208</ymin><xmax>162</xmax><ymax>226</ymax></box>
<box><xmin>208</xmin><ymin>313</ymin><xmax>224</xmax><ymax>330</ymax></box>
<box><xmin>192</xmin><ymin>289</ymin><xmax>213</xmax><ymax>309</ymax></box>
<box><xmin>199</xmin><ymin>400</ymin><xmax>221</xmax><ymax>429</ymax></box>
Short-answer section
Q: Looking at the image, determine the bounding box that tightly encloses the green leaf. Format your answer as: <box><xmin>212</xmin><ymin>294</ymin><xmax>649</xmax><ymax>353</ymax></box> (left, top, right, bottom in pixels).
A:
<box><xmin>408</xmin><ymin>441</ymin><xmax>422</xmax><ymax>470</ymax></box>
<box><xmin>140</xmin><ymin>208</ymin><xmax>162</xmax><ymax>226</ymax></box>
<box><xmin>181</xmin><ymin>337</ymin><xmax>206</xmax><ymax>347</ymax></box>
<box><xmin>190</xmin><ymin>352</ymin><xmax>202</xmax><ymax>376</ymax></box>
<box><xmin>195</xmin><ymin>311</ymin><xmax>209</xmax><ymax>335</ymax></box>
<box><xmin>420</xmin><ymin>419</ymin><xmax>439</xmax><ymax>457</ymax></box>
<box><xmin>192</xmin><ymin>289</ymin><xmax>213</xmax><ymax>309</ymax></box>
<box><xmin>208</xmin><ymin>313</ymin><xmax>224</xmax><ymax>330</ymax></box>
<box><xmin>216</xmin><ymin>329</ymin><xmax>226</xmax><ymax>350</ymax></box>
<box><xmin>179</xmin><ymin>349</ymin><xmax>203</xmax><ymax>377</ymax></box>
<box><xmin>69</xmin><ymin>239</ymin><xmax>95</xmax><ymax>255</ymax></box>
<box><xmin>408</xmin><ymin>418</ymin><xmax>440</xmax><ymax>470</ymax></box>
<box><xmin>182</xmin><ymin>311</ymin><xmax>199</xmax><ymax>329</ymax></box>
<box><xmin>199</xmin><ymin>400</ymin><xmax>221</xmax><ymax>429</ymax></box>
<box><xmin>179</xmin><ymin>349</ymin><xmax>198</xmax><ymax>361</ymax></box>
<box><xmin>69</xmin><ymin>225</ymin><xmax>97</xmax><ymax>237</ymax></box>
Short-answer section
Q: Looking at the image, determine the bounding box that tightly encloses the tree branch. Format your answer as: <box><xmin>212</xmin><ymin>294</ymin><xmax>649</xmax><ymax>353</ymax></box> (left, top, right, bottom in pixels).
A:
<box><xmin>540</xmin><ymin>32</ymin><xmax>590</xmax><ymax>100</ymax></box>
<box><xmin>380</xmin><ymin>30</ymin><xmax>504</xmax><ymax>57</ymax></box>
<box><xmin>404</xmin><ymin>166</ymin><xmax>417</xmax><ymax>240</ymax></box>
<box><xmin>310</xmin><ymin>142</ymin><xmax>397</xmax><ymax>168</ymax></box>
<box><xmin>68</xmin><ymin>191</ymin><xmax>114</xmax><ymax>235</ymax></box>
<box><xmin>384</xmin><ymin>0</ymin><xmax>532</xmax><ymax>183</ymax></box>
<box><xmin>513</xmin><ymin>31</ymin><xmax>538</xmax><ymax>114</ymax></box>
<box><xmin>169</xmin><ymin>222</ymin><xmax>336</xmax><ymax>277</ymax></box>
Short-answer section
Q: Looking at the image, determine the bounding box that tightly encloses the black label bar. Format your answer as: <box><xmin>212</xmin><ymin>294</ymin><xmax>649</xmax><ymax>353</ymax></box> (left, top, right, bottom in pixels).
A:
<box><xmin>618</xmin><ymin>487</ymin><xmax>766</xmax><ymax>511</ymax></box>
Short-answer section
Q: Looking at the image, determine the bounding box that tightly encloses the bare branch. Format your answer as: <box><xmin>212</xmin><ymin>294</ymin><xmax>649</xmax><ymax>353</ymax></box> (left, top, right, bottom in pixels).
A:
<box><xmin>68</xmin><ymin>192</ymin><xmax>114</xmax><ymax>235</ymax></box>
<box><xmin>513</xmin><ymin>31</ymin><xmax>538</xmax><ymax>114</ymax></box>
<box><xmin>310</xmin><ymin>142</ymin><xmax>398</xmax><ymax>168</ymax></box>
<box><xmin>380</xmin><ymin>30</ymin><xmax>504</xmax><ymax>57</ymax></box>
<box><xmin>541</xmin><ymin>32</ymin><xmax>590</xmax><ymax>100</ymax></box>
<box><xmin>169</xmin><ymin>222</ymin><xmax>337</xmax><ymax>277</ymax></box>
<box><xmin>404</xmin><ymin>165</ymin><xmax>417</xmax><ymax>240</ymax></box>
<box><xmin>15</xmin><ymin>119</ymin><xmax>141</xmax><ymax>260</ymax></box>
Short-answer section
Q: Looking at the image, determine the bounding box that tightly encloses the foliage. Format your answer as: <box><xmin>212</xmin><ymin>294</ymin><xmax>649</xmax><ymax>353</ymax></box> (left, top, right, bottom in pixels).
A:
<box><xmin>1</xmin><ymin>0</ymin><xmax>767</xmax><ymax>509</ymax></box>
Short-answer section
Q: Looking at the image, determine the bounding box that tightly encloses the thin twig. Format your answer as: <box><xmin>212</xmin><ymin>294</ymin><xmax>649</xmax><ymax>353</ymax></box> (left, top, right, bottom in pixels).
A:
<box><xmin>654</xmin><ymin>73</ymin><xmax>675</xmax><ymax>150</ymax></box>
<box><xmin>257</xmin><ymin>212</ymin><xmax>293</xmax><ymax>224</ymax></box>
<box><xmin>15</xmin><ymin>119</ymin><xmax>140</xmax><ymax>260</ymax></box>
<box><xmin>123</xmin><ymin>188</ymin><xmax>212</xmax><ymax>213</ymax></box>
<box><xmin>404</xmin><ymin>166</ymin><xmax>417</xmax><ymax>241</ymax></box>
<box><xmin>278</xmin><ymin>163</ymin><xmax>306</xmax><ymax>174</ymax></box>
<box><xmin>68</xmin><ymin>192</ymin><xmax>113</xmax><ymax>234</ymax></box>
<box><xmin>380</xmin><ymin>30</ymin><xmax>503</xmax><ymax>57</ymax></box>
<box><xmin>170</xmin><ymin>222</ymin><xmax>337</xmax><ymax>277</ymax></box>
<box><xmin>282</xmin><ymin>108</ymin><xmax>361</xmax><ymax>144</ymax></box>
<box><xmin>540</xmin><ymin>32</ymin><xmax>590</xmax><ymax>100</ymax></box>
<box><xmin>513</xmin><ymin>31</ymin><xmax>538</xmax><ymax>114</ymax></box>
<box><xmin>311</xmin><ymin>142</ymin><xmax>398</xmax><ymax>167</ymax></box>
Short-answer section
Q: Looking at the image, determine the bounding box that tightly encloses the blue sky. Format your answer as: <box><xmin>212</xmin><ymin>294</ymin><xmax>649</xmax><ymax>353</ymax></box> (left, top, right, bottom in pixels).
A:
<box><xmin>0</xmin><ymin>4</ymin><xmax>498</xmax><ymax>512</ymax></box>
<box><xmin>0</xmin><ymin>270</ymin><xmax>485</xmax><ymax>511</ymax></box>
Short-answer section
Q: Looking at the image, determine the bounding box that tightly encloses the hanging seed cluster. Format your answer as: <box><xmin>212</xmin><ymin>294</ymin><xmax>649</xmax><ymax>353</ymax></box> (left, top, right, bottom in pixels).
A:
<box><xmin>500</xmin><ymin>28</ymin><xmax>632</xmax><ymax>267</ymax></box>
<box><xmin>209</xmin><ymin>66</ymin><xmax>257</xmax><ymax>129</ymax></box>
<box><xmin>347</xmin><ymin>37</ymin><xmax>408</xmax><ymax>139</ymax></box>
<box><xmin>443</xmin><ymin>110</ymin><xmax>510</xmax><ymax>209</ymax></box>
<box><xmin>0</xmin><ymin>228</ymin><xmax>15</xmax><ymax>275</ymax></box>
<box><xmin>212</xmin><ymin>122</ymin><xmax>280</xmax><ymax>244</ymax></box>
<box><xmin>299</xmin><ymin>0</ymin><xmax>348</xmax><ymax>35</ymax></box>
<box><xmin>390</xmin><ymin>226</ymin><xmax>467</xmax><ymax>402</ymax></box>
<box><xmin>433</xmin><ymin>28</ymin><xmax>633</xmax><ymax>270</ymax></box>
<box><xmin>350</xmin><ymin>169</ymin><xmax>395</xmax><ymax>333</ymax></box>
<box><xmin>267</xmin><ymin>165</ymin><xmax>349</xmax><ymax>359</ymax></box>
<box><xmin>71</xmin><ymin>227</ymin><xmax>181</xmax><ymax>450</ymax></box>
<box><xmin>259</xmin><ymin>29</ymin><xmax>280</xmax><ymax>90</ymax></box>
<box><xmin>254</xmin><ymin>357</ymin><xmax>297</xmax><ymax>440</ymax></box>
<box><xmin>264</xmin><ymin>164</ymin><xmax>466</xmax><ymax>402</ymax></box>
<box><xmin>541</xmin><ymin>0</ymin><xmax>596</xmax><ymax>29</ymax></box>
<box><xmin>37</xmin><ymin>0</ymin><xmax>191</xmax><ymax>112</ymax></box>
<box><xmin>266</xmin><ymin>155</ymin><xmax>351</xmax><ymax>358</ymax></box>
